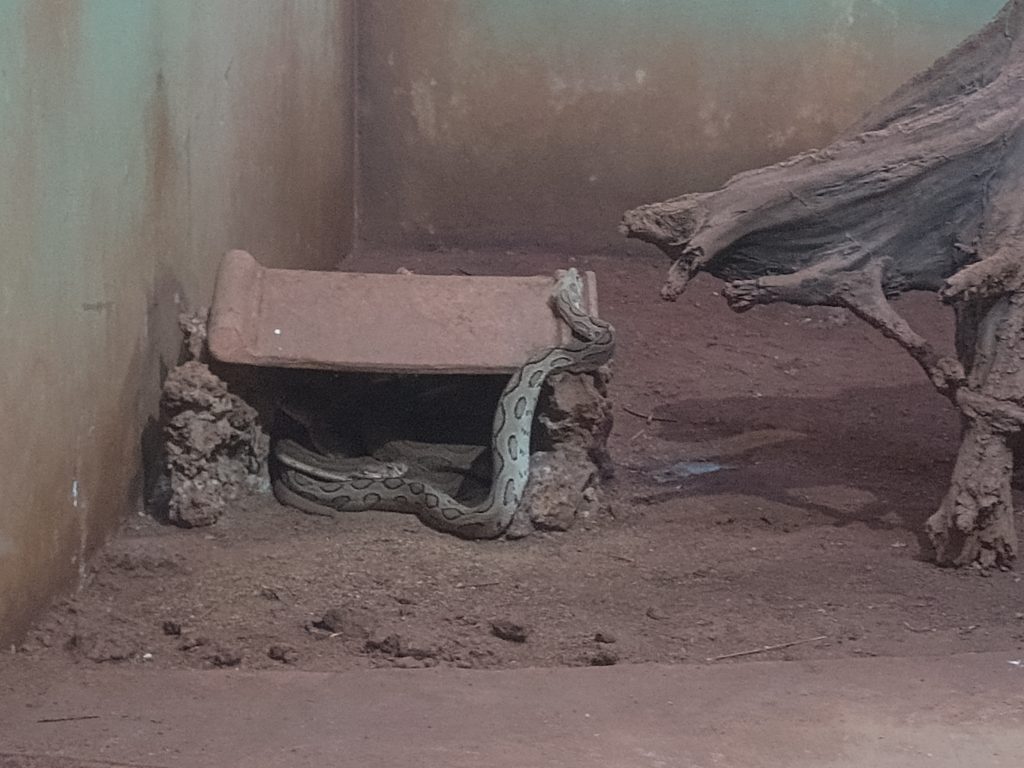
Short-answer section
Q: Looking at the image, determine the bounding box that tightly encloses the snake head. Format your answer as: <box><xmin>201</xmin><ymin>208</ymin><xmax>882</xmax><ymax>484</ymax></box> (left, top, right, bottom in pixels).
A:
<box><xmin>553</xmin><ymin>268</ymin><xmax>585</xmax><ymax>310</ymax></box>
<box><xmin>364</xmin><ymin>461</ymin><xmax>408</xmax><ymax>479</ymax></box>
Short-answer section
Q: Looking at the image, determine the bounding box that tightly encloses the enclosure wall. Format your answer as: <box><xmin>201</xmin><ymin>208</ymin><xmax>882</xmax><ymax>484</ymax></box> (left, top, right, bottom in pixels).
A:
<box><xmin>356</xmin><ymin>0</ymin><xmax>1005</xmax><ymax>253</ymax></box>
<box><xmin>0</xmin><ymin>0</ymin><xmax>355</xmax><ymax>643</ymax></box>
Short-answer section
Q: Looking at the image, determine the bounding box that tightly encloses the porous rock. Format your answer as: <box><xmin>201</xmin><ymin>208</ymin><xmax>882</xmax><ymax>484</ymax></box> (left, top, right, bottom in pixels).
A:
<box><xmin>160</xmin><ymin>361</ymin><xmax>268</xmax><ymax>527</ymax></box>
<box><xmin>519</xmin><ymin>446</ymin><xmax>601</xmax><ymax>532</ymax></box>
<box><xmin>537</xmin><ymin>369</ymin><xmax>614</xmax><ymax>479</ymax></box>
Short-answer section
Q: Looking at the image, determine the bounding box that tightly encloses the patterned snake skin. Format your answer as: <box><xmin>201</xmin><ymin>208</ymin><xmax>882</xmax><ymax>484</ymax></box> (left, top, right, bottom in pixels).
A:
<box><xmin>272</xmin><ymin>268</ymin><xmax>615</xmax><ymax>538</ymax></box>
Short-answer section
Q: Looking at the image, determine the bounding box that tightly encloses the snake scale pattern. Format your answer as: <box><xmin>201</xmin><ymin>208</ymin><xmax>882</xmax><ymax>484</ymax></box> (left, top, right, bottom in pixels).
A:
<box><xmin>272</xmin><ymin>268</ymin><xmax>615</xmax><ymax>538</ymax></box>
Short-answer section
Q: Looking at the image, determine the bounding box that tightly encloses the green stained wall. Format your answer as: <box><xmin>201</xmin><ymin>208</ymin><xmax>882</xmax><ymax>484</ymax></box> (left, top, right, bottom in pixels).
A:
<box><xmin>357</xmin><ymin>0</ymin><xmax>1006</xmax><ymax>252</ymax></box>
<box><xmin>0</xmin><ymin>0</ymin><xmax>354</xmax><ymax>643</ymax></box>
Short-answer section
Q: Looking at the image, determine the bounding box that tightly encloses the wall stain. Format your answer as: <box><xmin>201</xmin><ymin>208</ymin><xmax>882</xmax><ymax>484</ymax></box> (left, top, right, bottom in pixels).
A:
<box><xmin>357</xmin><ymin>0</ymin><xmax>1004</xmax><ymax>253</ymax></box>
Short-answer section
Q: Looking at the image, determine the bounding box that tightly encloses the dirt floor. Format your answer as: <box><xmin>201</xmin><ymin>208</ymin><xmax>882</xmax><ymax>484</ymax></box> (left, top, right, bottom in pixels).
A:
<box><xmin>6</xmin><ymin>249</ymin><xmax>1024</xmax><ymax>673</ymax></box>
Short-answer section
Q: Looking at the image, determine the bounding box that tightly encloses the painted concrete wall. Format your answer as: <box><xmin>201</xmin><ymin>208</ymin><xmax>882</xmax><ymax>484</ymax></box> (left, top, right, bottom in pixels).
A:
<box><xmin>0</xmin><ymin>0</ymin><xmax>354</xmax><ymax>643</ymax></box>
<box><xmin>357</xmin><ymin>0</ymin><xmax>1007</xmax><ymax>253</ymax></box>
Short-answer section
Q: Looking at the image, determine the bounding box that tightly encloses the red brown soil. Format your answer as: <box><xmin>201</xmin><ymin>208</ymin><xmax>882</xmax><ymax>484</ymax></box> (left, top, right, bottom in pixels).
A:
<box><xmin>6</xmin><ymin>250</ymin><xmax>1024</xmax><ymax>673</ymax></box>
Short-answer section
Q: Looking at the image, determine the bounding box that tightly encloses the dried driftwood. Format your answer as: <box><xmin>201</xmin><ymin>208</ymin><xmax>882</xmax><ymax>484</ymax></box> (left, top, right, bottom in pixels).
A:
<box><xmin>621</xmin><ymin>0</ymin><xmax>1024</xmax><ymax>568</ymax></box>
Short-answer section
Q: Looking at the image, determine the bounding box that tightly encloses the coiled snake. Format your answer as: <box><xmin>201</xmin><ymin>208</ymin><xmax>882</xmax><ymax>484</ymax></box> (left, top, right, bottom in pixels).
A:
<box><xmin>272</xmin><ymin>268</ymin><xmax>615</xmax><ymax>538</ymax></box>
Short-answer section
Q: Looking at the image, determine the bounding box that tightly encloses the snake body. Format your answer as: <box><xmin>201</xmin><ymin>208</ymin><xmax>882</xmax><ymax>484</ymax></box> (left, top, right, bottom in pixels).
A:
<box><xmin>272</xmin><ymin>268</ymin><xmax>615</xmax><ymax>538</ymax></box>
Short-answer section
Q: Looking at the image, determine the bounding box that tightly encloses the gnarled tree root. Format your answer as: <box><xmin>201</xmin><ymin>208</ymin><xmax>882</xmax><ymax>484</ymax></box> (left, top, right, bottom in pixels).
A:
<box><xmin>621</xmin><ymin>0</ymin><xmax>1024</xmax><ymax>567</ymax></box>
<box><xmin>927</xmin><ymin>421</ymin><xmax>1017</xmax><ymax>568</ymax></box>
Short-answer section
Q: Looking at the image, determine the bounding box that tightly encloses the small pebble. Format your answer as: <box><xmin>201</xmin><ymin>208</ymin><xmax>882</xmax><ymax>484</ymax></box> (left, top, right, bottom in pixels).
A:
<box><xmin>268</xmin><ymin>644</ymin><xmax>297</xmax><ymax>664</ymax></box>
<box><xmin>646</xmin><ymin>607</ymin><xmax>668</xmax><ymax>621</ymax></box>
<box><xmin>491</xmin><ymin>620</ymin><xmax>530</xmax><ymax>643</ymax></box>
<box><xmin>179</xmin><ymin>636</ymin><xmax>210</xmax><ymax>652</ymax></box>
<box><xmin>594</xmin><ymin>631</ymin><xmax>617</xmax><ymax>644</ymax></box>
<box><xmin>207</xmin><ymin>647</ymin><xmax>242</xmax><ymax>667</ymax></box>
<box><xmin>589</xmin><ymin>649</ymin><xmax>619</xmax><ymax>666</ymax></box>
<box><xmin>313</xmin><ymin>608</ymin><xmax>372</xmax><ymax>640</ymax></box>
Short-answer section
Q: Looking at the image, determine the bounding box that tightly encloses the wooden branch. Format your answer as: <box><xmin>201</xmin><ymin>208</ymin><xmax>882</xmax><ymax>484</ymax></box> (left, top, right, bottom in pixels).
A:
<box><xmin>942</xmin><ymin>249</ymin><xmax>1023</xmax><ymax>303</ymax></box>
<box><xmin>622</xmin><ymin>1</ymin><xmax>1024</xmax><ymax>303</ymax></box>
<box><xmin>721</xmin><ymin>256</ymin><xmax>965</xmax><ymax>398</ymax></box>
<box><xmin>622</xmin><ymin>1</ymin><xmax>1024</xmax><ymax>568</ymax></box>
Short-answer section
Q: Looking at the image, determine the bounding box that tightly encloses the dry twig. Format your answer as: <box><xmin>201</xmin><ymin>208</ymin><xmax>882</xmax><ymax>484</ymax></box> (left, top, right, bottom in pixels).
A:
<box><xmin>608</xmin><ymin>554</ymin><xmax>637</xmax><ymax>564</ymax></box>
<box><xmin>708</xmin><ymin>635</ymin><xmax>827</xmax><ymax>662</ymax></box>
<box><xmin>622</xmin><ymin>406</ymin><xmax>679</xmax><ymax>424</ymax></box>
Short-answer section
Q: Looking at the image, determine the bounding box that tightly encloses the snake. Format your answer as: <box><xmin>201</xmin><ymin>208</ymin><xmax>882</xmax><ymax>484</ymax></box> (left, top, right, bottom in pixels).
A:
<box><xmin>271</xmin><ymin>268</ymin><xmax>615</xmax><ymax>539</ymax></box>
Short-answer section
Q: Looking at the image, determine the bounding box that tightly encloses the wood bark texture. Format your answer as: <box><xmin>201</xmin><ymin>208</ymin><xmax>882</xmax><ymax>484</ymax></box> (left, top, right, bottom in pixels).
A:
<box><xmin>621</xmin><ymin>0</ymin><xmax>1024</xmax><ymax>567</ymax></box>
